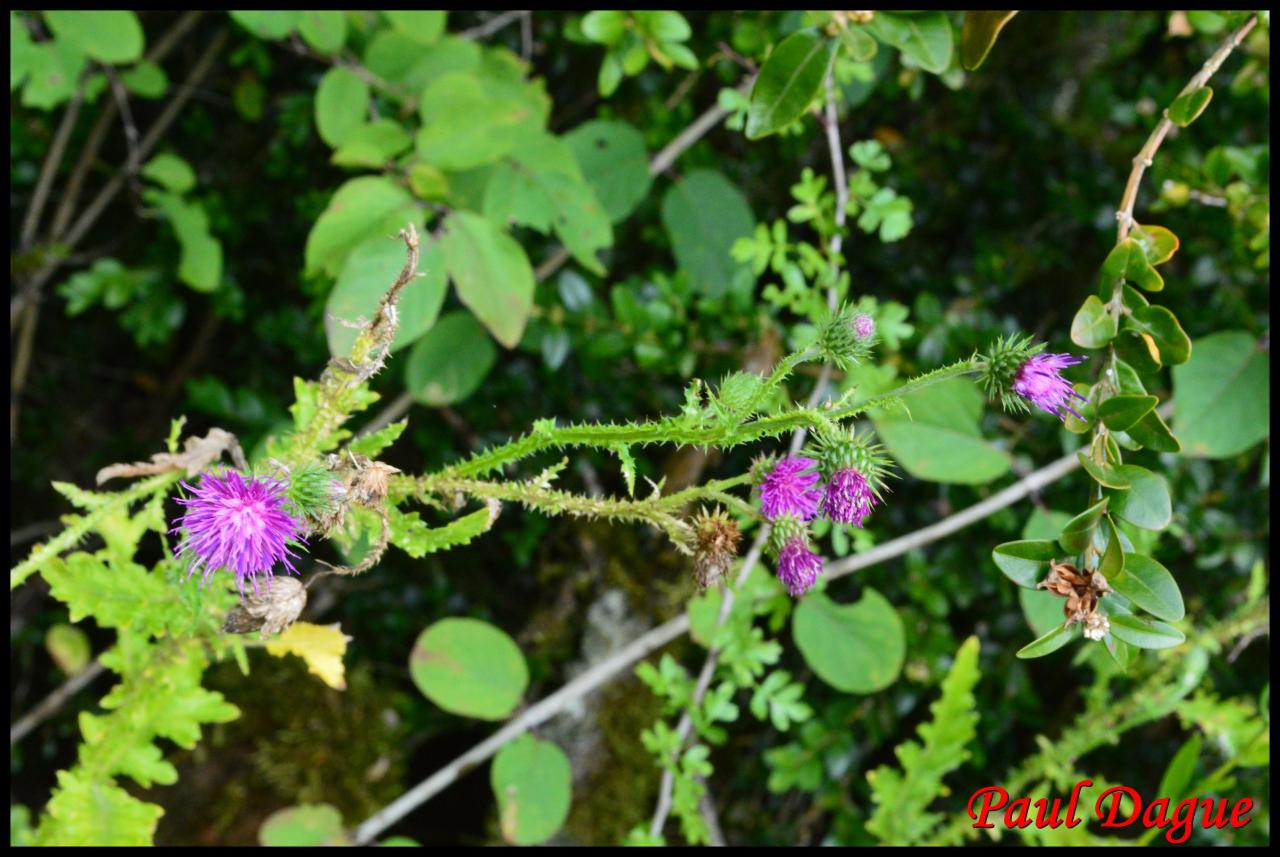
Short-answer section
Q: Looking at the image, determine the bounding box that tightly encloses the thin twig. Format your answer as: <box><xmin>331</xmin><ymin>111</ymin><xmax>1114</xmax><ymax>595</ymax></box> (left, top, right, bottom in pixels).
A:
<box><xmin>19</xmin><ymin>82</ymin><xmax>84</xmax><ymax>251</ymax></box>
<box><xmin>9</xmin><ymin>659</ymin><xmax>107</xmax><ymax>747</ymax></box>
<box><xmin>519</xmin><ymin>10</ymin><xmax>533</xmax><ymax>62</ymax></box>
<box><xmin>456</xmin><ymin>10</ymin><xmax>529</xmax><ymax>41</ymax></box>
<box><xmin>349</xmin><ymin>449</ymin><xmax>1083</xmax><ymax>843</ymax></box>
<box><xmin>10</xmin><ymin>29</ymin><xmax>229</xmax><ymax>329</ymax></box>
<box><xmin>48</xmin><ymin>11</ymin><xmax>206</xmax><ymax>273</ymax></box>
<box><xmin>1114</xmin><ymin>14</ymin><xmax>1257</xmax><ymax>242</ymax></box>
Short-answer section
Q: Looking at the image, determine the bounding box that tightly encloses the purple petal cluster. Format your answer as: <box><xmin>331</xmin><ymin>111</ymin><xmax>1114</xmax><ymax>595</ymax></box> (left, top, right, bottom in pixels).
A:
<box><xmin>759</xmin><ymin>457</ymin><xmax>823</xmax><ymax>521</ymax></box>
<box><xmin>821</xmin><ymin>468</ymin><xmax>878</xmax><ymax>527</ymax></box>
<box><xmin>777</xmin><ymin>538</ymin><xmax>823</xmax><ymax>597</ymax></box>
<box><xmin>1013</xmin><ymin>353</ymin><xmax>1088</xmax><ymax>421</ymax></box>
<box><xmin>171</xmin><ymin>471</ymin><xmax>306</xmax><ymax>597</ymax></box>
<box><xmin>853</xmin><ymin>314</ymin><xmax>875</xmax><ymax>339</ymax></box>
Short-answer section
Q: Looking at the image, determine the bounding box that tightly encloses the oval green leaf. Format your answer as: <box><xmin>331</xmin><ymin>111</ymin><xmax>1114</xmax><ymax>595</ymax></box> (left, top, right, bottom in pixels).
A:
<box><xmin>960</xmin><ymin>11</ymin><xmax>1017</xmax><ymax>70</ymax></box>
<box><xmin>793</xmin><ymin>588</ymin><xmax>904</xmax><ymax>694</ymax></box>
<box><xmin>1016</xmin><ymin>623</ymin><xmax>1076</xmax><ymax>659</ymax></box>
<box><xmin>259</xmin><ymin>804</ymin><xmax>347</xmax><ymax>847</ymax></box>
<box><xmin>1058</xmin><ymin>498</ymin><xmax>1108</xmax><ymax>554</ymax></box>
<box><xmin>564</xmin><ymin>119</ymin><xmax>652</xmax><ymax>223</ymax></box>
<box><xmin>865</xmin><ymin>11</ymin><xmax>954</xmax><ymax>74</ymax></box>
<box><xmin>661</xmin><ymin>169</ymin><xmax>755</xmax><ymax>298</ymax></box>
<box><xmin>1106</xmin><ymin>614</ymin><xmax>1185</xmax><ymax>649</ymax></box>
<box><xmin>1098</xmin><ymin>394</ymin><xmax>1157</xmax><ymax>432</ymax></box>
<box><xmin>44</xmin><ymin>11</ymin><xmax>143</xmax><ymax>65</ymax></box>
<box><xmin>992</xmin><ymin>540</ymin><xmax>1059</xmax><ymax>589</ymax></box>
<box><xmin>1111</xmin><ymin>553</ymin><xmax>1184</xmax><ymax>621</ymax></box>
<box><xmin>315</xmin><ymin>66</ymin><xmax>368</xmax><ymax>148</ymax></box>
<box><xmin>1108</xmin><ymin>465</ymin><xmax>1171</xmax><ymax>530</ymax></box>
<box><xmin>410</xmin><ymin>617</ymin><xmax>529</xmax><ymax>720</ymax></box>
<box><xmin>491</xmin><ymin>735</ymin><xmax>573</xmax><ymax>845</ymax></box>
<box><xmin>405</xmin><ymin>311</ymin><xmax>498</xmax><ymax>406</ymax></box>
<box><xmin>297</xmin><ymin>10</ymin><xmax>347</xmax><ymax>54</ymax></box>
<box><xmin>1172</xmin><ymin>331</ymin><xmax>1270</xmax><ymax>458</ymax></box>
<box><xmin>1077</xmin><ymin>453</ymin><xmax>1132</xmax><ymax>489</ymax></box>
<box><xmin>1168</xmin><ymin>86</ymin><xmax>1213</xmax><ymax>127</ymax></box>
<box><xmin>745</xmin><ymin>31</ymin><xmax>839</xmax><ymax>139</ymax></box>
<box><xmin>1127</xmin><ymin>305</ymin><xmax>1191</xmax><ymax>365</ymax></box>
<box><xmin>1070</xmin><ymin>295</ymin><xmax>1117</xmax><ymax>349</ymax></box>
<box><xmin>440</xmin><ymin>211</ymin><xmax>536</xmax><ymax>348</ymax></box>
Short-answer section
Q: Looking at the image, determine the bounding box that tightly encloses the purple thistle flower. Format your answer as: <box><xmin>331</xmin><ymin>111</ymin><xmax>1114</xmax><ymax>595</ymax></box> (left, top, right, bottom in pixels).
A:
<box><xmin>171</xmin><ymin>471</ymin><xmax>307</xmax><ymax>597</ymax></box>
<box><xmin>759</xmin><ymin>457</ymin><xmax>823</xmax><ymax>521</ymax></box>
<box><xmin>777</xmin><ymin>537</ymin><xmax>823</xmax><ymax>597</ymax></box>
<box><xmin>1013</xmin><ymin>352</ymin><xmax>1088</xmax><ymax>421</ymax></box>
<box><xmin>853</xmin><ymin>314</ymin><xmax>875</xmax><ymax>339</ymax></box>
<box><xmin>821</xmin><ymin>468</ymin><xmax>878</xmax><ymax>527</ymax></box>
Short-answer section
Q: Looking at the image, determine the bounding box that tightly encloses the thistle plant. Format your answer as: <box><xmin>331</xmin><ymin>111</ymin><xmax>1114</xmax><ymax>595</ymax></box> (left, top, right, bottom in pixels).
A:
<box><xmin>8</xmin><ymin>9</ymin><xmax>1267</xmax><ymax>850</ymax></box>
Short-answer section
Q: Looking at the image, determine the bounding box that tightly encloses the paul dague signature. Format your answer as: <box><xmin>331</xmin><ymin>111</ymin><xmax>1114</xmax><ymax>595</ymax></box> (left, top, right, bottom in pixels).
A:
<box><xmin>967</xmin><ymin>780</ymin><xmax>1255</xmax><ymax>845</ymax></box>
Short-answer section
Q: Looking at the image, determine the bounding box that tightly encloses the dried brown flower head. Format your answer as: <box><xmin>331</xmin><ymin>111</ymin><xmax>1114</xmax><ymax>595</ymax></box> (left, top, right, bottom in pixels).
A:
<box><xmin>692</xmin><ymin>507</ymin><xmax>742</xmax><ymax>590</ymax></box>
<box><xmin>1037</xmin><ymin>559</ymin><xmax>1114</xmax><ymax>636</ymax></box>
<box><xmin>223</xmin><ymin>576</ymin><xmax>307</xmax><ymax>637</ymax></box>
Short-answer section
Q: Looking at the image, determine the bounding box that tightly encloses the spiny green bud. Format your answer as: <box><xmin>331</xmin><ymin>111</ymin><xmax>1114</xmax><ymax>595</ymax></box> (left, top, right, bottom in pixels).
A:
<box><xmin>285</xmin><ymin>463</ymin><xmax>340</xmax><ymax>518</ymax></box>
<box><xmin>716</xmin><ymin>370</ymin><xmax>765</xmax><ymax>414</ymax></box>
<box><xmin>749</xmin><ymin>453</ymin><xmax>780</xmax><ymax>488</ymax></box>
<box><xmin>815</xmin><ymin>302</ymin><xmax>876</xmax><ymax>370</ymax></box>
<box><xmin>768</xmin><ymin>512</ymin><xmax>809</xmax><ymax>557</ymax></box>
<box><xmin>975</xmin><ymin>333</ymin><xmax>1045</xmax><ymax>414</ymax></box>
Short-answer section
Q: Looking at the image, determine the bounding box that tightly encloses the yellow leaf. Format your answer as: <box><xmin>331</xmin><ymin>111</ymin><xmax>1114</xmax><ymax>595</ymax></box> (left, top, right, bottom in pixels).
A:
<box><xmin>266</xmin><ymin>621</ymin><xmax>351</xmax><ymax>690</ymax></box>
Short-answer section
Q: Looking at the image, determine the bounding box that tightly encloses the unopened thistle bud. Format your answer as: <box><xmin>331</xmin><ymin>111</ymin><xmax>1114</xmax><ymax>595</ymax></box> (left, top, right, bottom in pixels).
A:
<box><xmin>691</xmin><ymin>507</ymin><xmax>741</xmax><ymax>590</ymax></box>
<box><xmin>285</xmin><ymin>463</ymin><xmax>341</xmax><ymax>518</ymax></box>
<box><xmin>815</xmin><ymin>303</ymin><xmax>876</xmax><ymax>370</ymax></box>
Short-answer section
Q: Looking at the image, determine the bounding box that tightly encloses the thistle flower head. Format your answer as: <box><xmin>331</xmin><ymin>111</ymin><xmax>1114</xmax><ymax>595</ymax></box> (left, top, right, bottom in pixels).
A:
<box><xmin>766</xmin><ymin>513</ymin><xmax>822</xmax><ymax>597</ymax></box>
<box><xmin>776</xmin><ymin>537</ymin><xmax>823</xmax><ymax>597</ymax></box>
<box><xmin>171</xmin><ymin>470</ymin><xmax>307</xmax><ymax>597</ymax></box>
<box><xmin>821</xmin><ymin>468</ymin><xmax>878</xmax><ymax>527</ymax></box>
<box><xmin>812</xmin><ymin>424</ymin><xmax>893</xmax><ymax>526</ymax></box>
<box><xmin>1013</xmin><ymin>352</ymin><xmax>1088</xmax><ymax>421</ymax></box>
<box><xmin>758</xmin><ymin>456</ymin><xmax>823</xmax><ymax>521</ymax></box>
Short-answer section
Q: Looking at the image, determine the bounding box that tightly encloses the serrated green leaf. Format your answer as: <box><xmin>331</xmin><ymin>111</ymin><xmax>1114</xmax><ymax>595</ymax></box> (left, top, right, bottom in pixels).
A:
<box><xmin>866</xmin><ymin>636</ymin><xmax>980</xmax><ymax>844</ymax></box>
